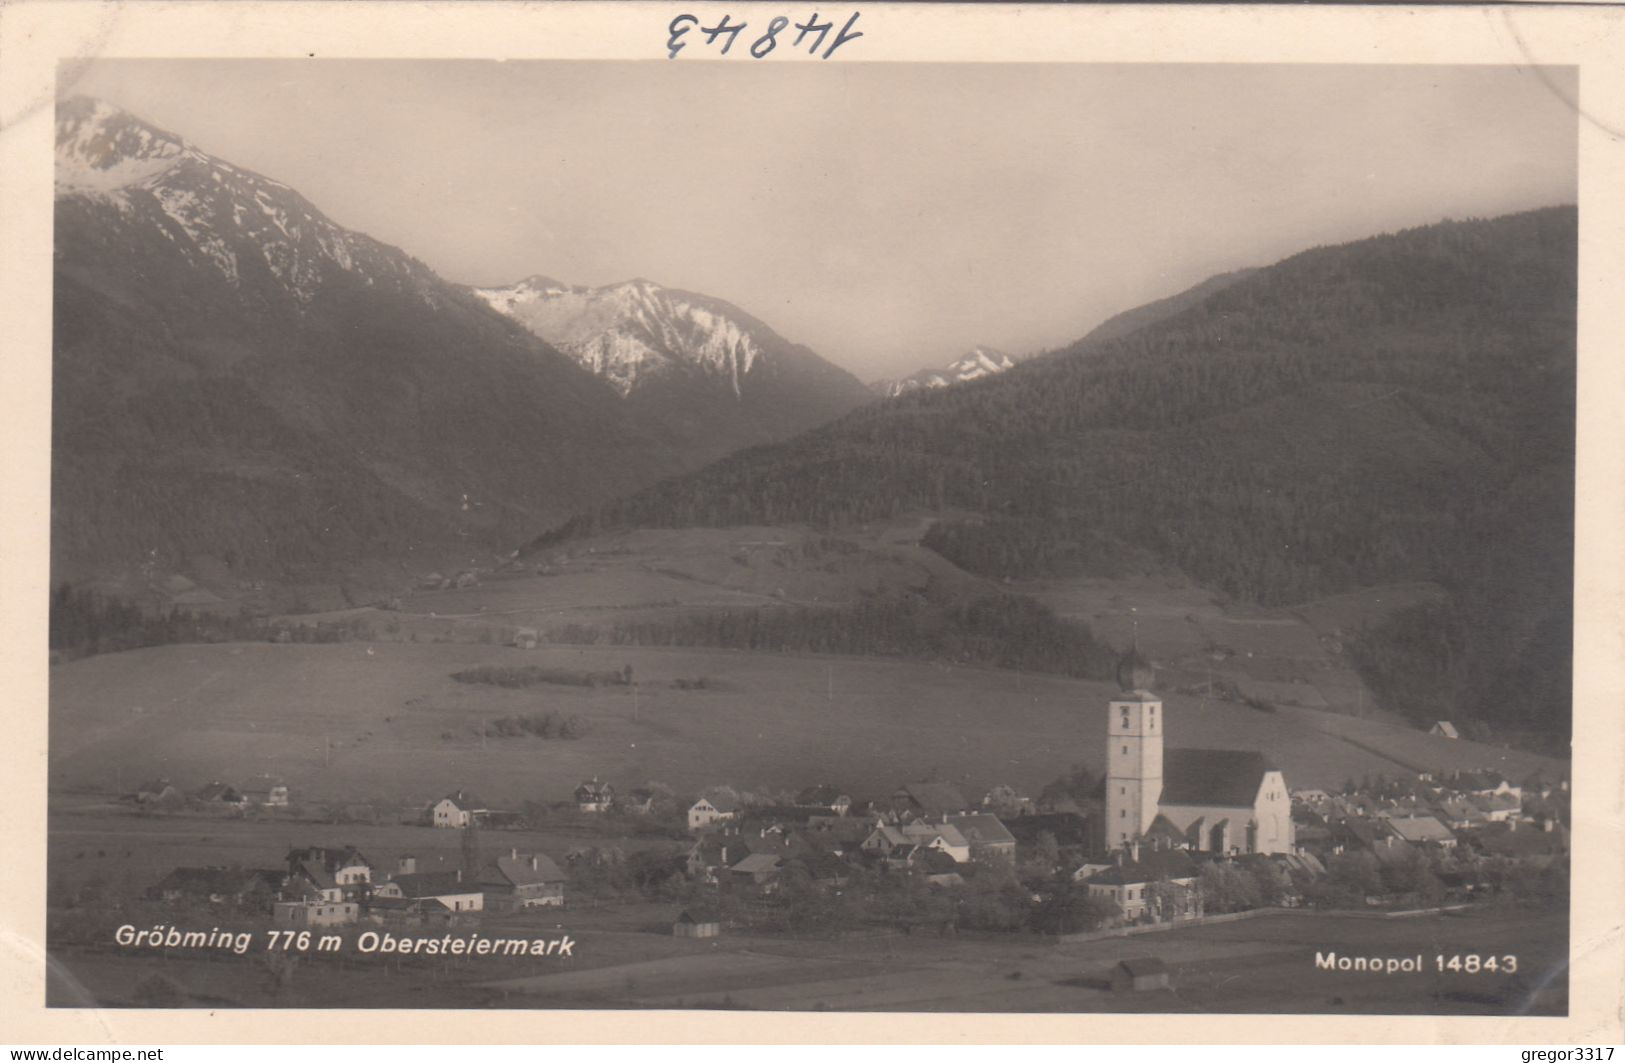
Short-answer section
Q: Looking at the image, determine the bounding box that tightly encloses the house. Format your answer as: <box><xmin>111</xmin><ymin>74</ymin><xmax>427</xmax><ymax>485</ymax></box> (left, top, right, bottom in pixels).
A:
<box><xmin>688</xmin><ymin>793</ymin><xmax>740</xmax><ymax>832</ymax></box>
<box><xmin>480</xmin><ymin>849</ymin><xmax>566</xmax><ymax>910</ymax></box>
<box><xmin>796</xmin><ymin>785</ymin><xmax>852</xmax><ymax>816</ymax></box>
<box><xmin>891</xmin><ymin>781</ymin><xmax>970</xmax><ymax>820</ymax></box>
<box><xmin>1112</xmin><ymin>957</ymin><xmax>1170</xmax><ymax>992</ymax></box>
<box><xmin>273</xmin><ymin>898</ymin><xmax>358</xmax><ymax>928</ymax></box>
<box><xmin>372</xmin><ymin>868</ymin><xmax>484</xmax><ymax>913</ymax></box>
<box><xmin>728</xmin><ymin>852</ymin><xmax>783</xmax><ymax>887</ymax></box>
<box><xmin>1470</xmin><ymin>792</ymin><xmax>1522</xmax><ymax>823</ymax></box>
<box><xmin>1430</xmin><ymin>721</ymin><xmax>1460</xmax><ymax>739</ymax></box>
<box><xmin>945</xmin><ymin>813</ymin><xmax>1017</xmax><ymax>862</ymax></box>
<box><xmin>1386</xmin><ymin>815</ymin><xmax>1457</xmax><ymax>849</ymax></box>
<box><xmin>1433</xmin><ymin>797</ymin><xmax>1489</xmax><ymax>831</ymax></box>
<box><xmin>364</xmin><ymin>896</ymin><xmax>456</xmax><ymax>927</ymax></box>
<box><xmin>673</xmin><ymin>908</ymin><xmax>722</xmax><ymax>938</ymax></box>
<box><xmin>575</xmin><ymin>779</ymin><xmax>614</xmax><ymax>813</ymax></box>
<box><xmin>512</xmin><ymin>627</ymin><xmax>539</xmax><ymax>650</ymax></box>
<box><xmin>151</xmin><ymin>867</ymin><xmax>283</xmax><ymax>910</ymax></box>
<box><xmin>429</xmin><ymin>790</ymin><xmax>487</xmax><ymax>828</ymax></box>
<box><xmin>285</xmin><ymin>846</ymin><xmax>373</xmax><ymax>902</ymax></box>
<box><xmin>1082</xmin><ymin>847</ymin><xmax>1201</xmax><ymax>924</ymax></box>
<box><xmin>241</xmin><ymin>783</ymin><xmax>290</xmax><ymax>808</ymax></box>
<box><xmin>862</xmin><ymin>821</ymin><xmax>972</xmax><ymax>864</ymax></box>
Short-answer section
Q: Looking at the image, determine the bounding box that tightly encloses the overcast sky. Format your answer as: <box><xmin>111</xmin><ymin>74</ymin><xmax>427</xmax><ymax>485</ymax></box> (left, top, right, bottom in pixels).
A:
<box><xmin>61</xmin><ymin>60</ymin><xmax>1576</xmax><ymax>382</ymax></box>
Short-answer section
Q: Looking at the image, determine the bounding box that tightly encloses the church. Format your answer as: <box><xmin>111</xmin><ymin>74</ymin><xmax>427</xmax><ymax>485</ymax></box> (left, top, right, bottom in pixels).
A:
<box><xmin>1103</xmin><ymin>651</ymin><xmax>1294</xmax><ymax>855</ymax></box>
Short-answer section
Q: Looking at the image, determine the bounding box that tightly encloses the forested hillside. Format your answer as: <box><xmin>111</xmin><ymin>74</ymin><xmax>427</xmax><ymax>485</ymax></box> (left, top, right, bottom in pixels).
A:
<box><xmin>533</xmin><ymin>209</ymin><xmax>1576</xmax><ymax>734</ymax></box>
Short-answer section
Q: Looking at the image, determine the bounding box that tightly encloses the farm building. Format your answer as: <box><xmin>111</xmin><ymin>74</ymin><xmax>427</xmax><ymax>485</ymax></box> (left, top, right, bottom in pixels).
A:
<box><xmin>480</xmin><ymin>850</ymin><xmax>566</xmax><ymax>910</ymax></box>
<box><xmin>131</xmin><ymin>778</ymin><xmax>183</xmax><ymax>806</ymax></box>
<box><xmin>619</xmin><ymin>788</ymin><xmax>656</xmax><ymax>815</ymax></box>
<box><xmin>1430</xmin><ymin>721</ymin><xmax>1460</xmax><ymax>739</ymax></box>
<box><xmin>1112</xmin><ymin>957</ymin><xmax>1170</xmax><ymax>992</ymax></box>
<box><xmin>1386</xmin><ymin>815</ymin><xmax>1458</xmax><ymax>849</ymax></box>
<box><xmin>372</xmin><ymin>869</ymin><xmax>484</xmax><ymax>913</ymax></box>
<box><xmin>673</xmin><ymin>909</ymin><xmax>721</xmax><ymax>938</ymax></box>
<box><xmin>945</xmin><ymin>813</ymin><xmax>1017</xmax><ymax>862</ymax></box>
<box><xmin>512</xmin><ymin>627</ymin><xmax>539</xmax><ymax>649</ymax></box>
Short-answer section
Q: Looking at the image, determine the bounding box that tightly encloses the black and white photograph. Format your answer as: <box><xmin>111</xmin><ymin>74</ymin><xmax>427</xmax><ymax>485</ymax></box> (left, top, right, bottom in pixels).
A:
<box><xmin>5</xmin><ymin>1</ymin><xmax>1622</xmax><ymax>1042</ymax></box>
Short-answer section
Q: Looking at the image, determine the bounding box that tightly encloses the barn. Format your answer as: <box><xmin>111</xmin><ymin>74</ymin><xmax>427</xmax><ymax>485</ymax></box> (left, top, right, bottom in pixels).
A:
<box><xmin>1112</xmin><ymin>957</ymin><xmax>1170</xmax><ymax>992</ymax></box>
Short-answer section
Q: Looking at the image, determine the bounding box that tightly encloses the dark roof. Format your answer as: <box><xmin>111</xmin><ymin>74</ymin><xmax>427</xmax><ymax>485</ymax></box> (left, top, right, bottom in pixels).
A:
<box><xmin>286</xmin><ymin>846</ymin><xmax>371</xmax><ymax>872</ymax></box>
<box><xmin>695</xmin><ymin>793</ymin><xmax>740</xmax><ymax>813</ymax></box>
<box><xmin>945</xmin><ymin>813</ymin><xmax>1016</xmax><ymax>846</ymax></box>
<box><xmin>1004</xmin><ymin>812</ymin><xmax>1090</xmax><ymax>848</ymax></box>
<box><xmin>1118</xmin><ymin>957</ymin><xmax>1167</xmax><ymax>977</ymax></box>
<box><xmin>437</xmin><ymin>790</ymin><xmax>487</xmax><ymax>811</ymax></box>
<box><xmin>1159</xmin><ymin>749</ymin><xmax>1275</xmax><ymax>807</ymax></box>
<box><xmin>894</xmin><ymin>782</ymin><xmax>969</xmax><ymax>815</ymax></box>
<box><xmin>388</xmin><ymin>870</ymin><xmax>481</xmax><ymax>898</ymax></box>
<box><xmin>1085</xmin><ymin>849</ymin><xmax>1198</xmax><ymax>886</ymax></box>
<box><xmin>481</xmin><ymin>853</ymin><xmax>565</xmax><ymax>888</ymax></box>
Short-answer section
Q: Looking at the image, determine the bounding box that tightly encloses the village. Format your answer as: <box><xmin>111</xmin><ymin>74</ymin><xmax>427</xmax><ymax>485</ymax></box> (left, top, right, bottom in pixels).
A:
<box><xmin>93</xmin><ymin>653</ymin><xmax>1568</xmax><ymax>990</ymax></box>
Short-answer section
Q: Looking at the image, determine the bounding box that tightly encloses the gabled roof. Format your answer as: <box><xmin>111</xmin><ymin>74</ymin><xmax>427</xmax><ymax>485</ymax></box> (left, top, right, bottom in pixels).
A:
<box><xmin>894</xmin><ymin>782</ymin><xmax>969</xmax><ymax>815</ymax></box>
<box><xmin>388</xmin><ymin>870</ymin><xmax>481</xmax><ymax>899</ymax></box>
<box><xmin>945</xmin><ymin>813</ymin><xmax>1016</xmax><ymax>846</ymax></box>
<box><xmin>1430</xmin><ymin>721</ymin><xmax>1460</xmax><ymax>738</ymax></box>
<box><xmin>694</xmin><ymin>793</ymin><xmax>740</xmax><ymax>813</ymax></box>
<box><xmin>1159</xmin><ymin>749</ymin><xmax>1276</xmax><ymax>808</ymax></box>
<box><xmin>482</xmin><ymin>853</ymin><xmax>565</xmax><ymax>888</ymax></box>
<box><xmin>902</xmin><ymin>821</ymin><xmax>968</xmax><ymax>848</ymax></box>
<box><xmin>1387</xmin><ymin>816</ymin><xmax>1456</xmax><ymax>844</ymax></box>
<box><xmin>1471</xmin><ymin>792</ymin><xmax>1521</xmax><ymax>813</ymax></box>
<box><xmin>576</xmin><ymin>780</ymin><xmax>612</xmax><ymax>798</ymax></box>
<box><xmin>436</xmin><ymin>790</ymin><xmax>487</xmax><ymax>811</ymax></box>
<box><xmin>730</xmin><ymin>853</ymin><xmax>782</xmax><ymax>874</ymax></box>
<box><xmin>1085</xmin><ymin>849</ymin><xmax>1198</xmax><ymax>886</ymax></box>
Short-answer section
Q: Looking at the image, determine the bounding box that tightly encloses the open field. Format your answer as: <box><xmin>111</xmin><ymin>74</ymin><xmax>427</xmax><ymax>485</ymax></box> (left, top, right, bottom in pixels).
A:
<box><xmin>48</xmin><ymin>637</ymin><xmax>1561</xmax><ymax>810</ymax></box>
<box><xmin>46</xmin><ymin>902</ymin><xmax>1565</xmax><ymax>1014</ymax></box>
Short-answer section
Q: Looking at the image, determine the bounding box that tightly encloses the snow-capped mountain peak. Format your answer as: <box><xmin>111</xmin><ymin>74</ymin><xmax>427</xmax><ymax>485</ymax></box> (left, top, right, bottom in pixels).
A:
<box><xmin>55</xmin><ymin>97</ymin><xmax>435</xmax><ymax>303</ymax></box>
<box><xmin>471</xmin><ymin>276</ymin><xmax>770</xmax><ymax>397</ymax></box>
<box><xmin>875</xmin><ymin>345</ymin><xmax>1019</xmax><ymax>397</ymax></box>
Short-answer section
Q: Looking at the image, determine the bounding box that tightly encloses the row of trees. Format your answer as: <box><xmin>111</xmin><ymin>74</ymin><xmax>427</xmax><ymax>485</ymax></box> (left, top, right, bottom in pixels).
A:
<box><xmin>546</xmin><ymin>590</ymin><xmax>1118</xmax><ymax>681</ymax></box>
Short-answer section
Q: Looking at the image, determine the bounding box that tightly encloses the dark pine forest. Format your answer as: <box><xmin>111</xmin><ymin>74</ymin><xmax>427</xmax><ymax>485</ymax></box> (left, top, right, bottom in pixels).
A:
<box><xmin>534</xmin><ymin>208</ymin><xmax>1577</xmax><ymax>736</ymax></box>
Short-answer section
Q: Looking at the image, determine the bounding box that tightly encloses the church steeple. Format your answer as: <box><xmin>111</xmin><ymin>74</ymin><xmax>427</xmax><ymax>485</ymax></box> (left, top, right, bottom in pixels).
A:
<box><xmin>1105</xmin><ymin>646</ymin><xmax>1163</xmax><ymax>849</ymax></box>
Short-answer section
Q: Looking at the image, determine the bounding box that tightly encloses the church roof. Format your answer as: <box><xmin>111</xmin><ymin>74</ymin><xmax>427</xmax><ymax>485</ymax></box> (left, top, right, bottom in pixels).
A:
<box><xmin>1159</xmin><ymin>749</ymin><xmax>1276</xmax><ymax>808</ymax></box>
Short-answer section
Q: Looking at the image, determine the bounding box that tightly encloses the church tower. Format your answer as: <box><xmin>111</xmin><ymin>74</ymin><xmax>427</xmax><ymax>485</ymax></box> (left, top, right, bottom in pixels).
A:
<box><xmin>1105</xmin><ymin>649</ymin><xmax>1163</xmax><ymax>849</ymax></box>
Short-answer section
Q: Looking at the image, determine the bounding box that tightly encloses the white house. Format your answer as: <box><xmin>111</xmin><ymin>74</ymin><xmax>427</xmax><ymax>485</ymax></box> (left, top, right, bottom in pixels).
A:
<box><xmin>688</xmin><ymin>793</ymin><xmax>740</xmax><ymax>831</ymax></box>
<box><xmin>430</xmin><ymin>790</ymin><xmax>487</xmax><ymax>829</ymax></box>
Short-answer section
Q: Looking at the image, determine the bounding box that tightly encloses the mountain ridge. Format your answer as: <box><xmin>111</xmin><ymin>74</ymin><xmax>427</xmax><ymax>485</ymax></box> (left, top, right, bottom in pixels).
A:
<box><xmin>528</xmin><ymin>207</ymin><xmax>1577</xmax><ymax>735</ymax></box>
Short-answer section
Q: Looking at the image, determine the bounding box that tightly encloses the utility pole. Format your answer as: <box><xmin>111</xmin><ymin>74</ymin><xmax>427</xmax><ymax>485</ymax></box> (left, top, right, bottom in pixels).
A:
<box><xmin>632</xmin><ymin>683</ymin><xmax>639</xmax><ymax>723</ymax></box>
<box><xmin>827</xmin><ymin>665</ymin><xmax>833</xmax><ymax>703</ymax></box>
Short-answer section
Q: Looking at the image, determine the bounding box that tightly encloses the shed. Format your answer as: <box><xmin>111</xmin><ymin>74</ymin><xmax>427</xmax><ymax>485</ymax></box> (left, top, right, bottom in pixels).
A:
<box><xmin>673</xmin><ymin>909</ymin><xmax>721</xmax><ymax>939</ymax></box>
<box><xmin>1111</xmin><ymin>957</ymin><xmax>1170</xmax><ymax>992</ymax></box>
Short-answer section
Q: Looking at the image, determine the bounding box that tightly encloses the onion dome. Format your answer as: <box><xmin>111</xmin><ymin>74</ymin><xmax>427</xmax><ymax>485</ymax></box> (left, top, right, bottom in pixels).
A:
<box><xmin>1116</xmin><ymin>648</ymin><xmax>1155</xmax><ymax>693</ymax></box>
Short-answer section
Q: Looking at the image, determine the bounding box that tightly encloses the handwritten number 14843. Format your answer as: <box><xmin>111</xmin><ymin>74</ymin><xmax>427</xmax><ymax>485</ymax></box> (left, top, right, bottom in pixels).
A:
<box><xmin>667</xmin><ymin>12</ymin><xmax>863</xmax><ymax>59</ymax></box>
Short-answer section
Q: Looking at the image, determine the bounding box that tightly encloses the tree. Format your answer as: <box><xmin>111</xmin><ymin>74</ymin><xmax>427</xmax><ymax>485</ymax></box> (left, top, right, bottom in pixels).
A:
<box><xmin>1199</xmin><ymin>862</ymin><xmax>1263</xmax><ymax>914</ymax></box>
<box><xmin>1031</xmin><ymin>884</ymin><xmax>1120</xmax><ymax>934</ymax></box>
